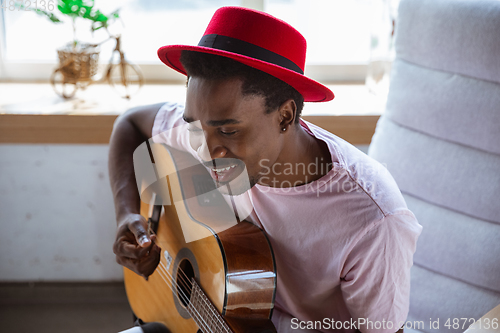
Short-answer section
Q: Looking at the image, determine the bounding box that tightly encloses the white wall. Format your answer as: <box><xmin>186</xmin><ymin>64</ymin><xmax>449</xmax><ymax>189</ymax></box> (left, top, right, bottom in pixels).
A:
<box><xmin>0</xmin><ymin>144</ymin><xmax>122</xmax><ymax>282</ymax></box>
<box><xmin>0</xmin><ymin>143</ymin><xmax>370</xmax><ymax>282</ymax></box>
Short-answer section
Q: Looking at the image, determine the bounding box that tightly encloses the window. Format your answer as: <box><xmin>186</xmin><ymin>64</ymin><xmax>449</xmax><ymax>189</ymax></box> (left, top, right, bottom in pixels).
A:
<box><xmin>1</xmin><ymin>0</ymin><xmax>379</xmax><ymax>82</ymax></box>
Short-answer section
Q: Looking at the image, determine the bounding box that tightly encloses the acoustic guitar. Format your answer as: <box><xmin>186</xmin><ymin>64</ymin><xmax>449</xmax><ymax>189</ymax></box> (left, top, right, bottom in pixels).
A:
<box><xmin>123</xmin><ymin>142</ymin><xmax>277</xmax><ymax>333</ymax></box>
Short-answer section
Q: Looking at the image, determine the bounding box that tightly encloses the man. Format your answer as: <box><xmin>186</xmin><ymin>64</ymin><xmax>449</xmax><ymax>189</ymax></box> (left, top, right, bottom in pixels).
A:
<box><xmin>110</xmin><ymin>6</ymin><xmax>422</xmax><ymax>333</ymax></box>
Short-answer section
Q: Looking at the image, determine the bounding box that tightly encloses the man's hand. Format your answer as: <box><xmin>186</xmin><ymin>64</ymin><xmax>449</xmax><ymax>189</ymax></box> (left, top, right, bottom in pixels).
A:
<box><xmin>113</xmin><ymin>213</ymin><xmax>161</xmax><ymax>279</ymax></box>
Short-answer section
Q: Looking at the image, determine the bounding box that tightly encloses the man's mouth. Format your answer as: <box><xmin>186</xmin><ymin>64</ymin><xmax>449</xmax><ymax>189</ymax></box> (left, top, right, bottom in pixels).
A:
<box><xmin>204</xmin><ymin>159</ymin><xmax>244</xmax><ymax>184</ymax></box>
<box><xmin>211</xmin><ymin>164</ymin><xmax>237</xmax><ymax>173</ymax></box>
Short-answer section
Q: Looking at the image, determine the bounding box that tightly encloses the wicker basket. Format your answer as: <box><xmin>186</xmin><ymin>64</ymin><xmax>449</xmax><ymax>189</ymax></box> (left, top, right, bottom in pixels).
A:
<box><xmin>57</xmin><ymin>43</ymin><xmax>100</xmax><ymax>83</ymax></box>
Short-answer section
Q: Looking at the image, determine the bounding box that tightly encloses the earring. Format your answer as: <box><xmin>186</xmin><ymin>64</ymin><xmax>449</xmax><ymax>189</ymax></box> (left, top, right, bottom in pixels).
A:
<box><xmin>282</xmin><ymin>127</ymin><xmax>287</xmax><ymax>132</ymax></box>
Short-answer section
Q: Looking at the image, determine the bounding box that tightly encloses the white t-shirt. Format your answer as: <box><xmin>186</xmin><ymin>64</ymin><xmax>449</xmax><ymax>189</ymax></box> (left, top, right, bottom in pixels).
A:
<box><xmin>151</xmin><ymin>102</ymin><xmax>422</xmax><ymax>333</ymax></box>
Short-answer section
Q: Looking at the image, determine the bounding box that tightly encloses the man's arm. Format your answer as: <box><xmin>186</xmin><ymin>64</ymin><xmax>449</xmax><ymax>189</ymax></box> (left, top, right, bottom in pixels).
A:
<box><xmin>108</xmin><ymin>102</ymin><xmax>164</xmax><ymax>278</ymax></box>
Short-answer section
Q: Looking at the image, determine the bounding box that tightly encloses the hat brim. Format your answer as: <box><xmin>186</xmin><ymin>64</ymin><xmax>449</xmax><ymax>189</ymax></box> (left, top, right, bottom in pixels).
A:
<box><xmin>158</xmin><ymin>45</ymin><xmax>334</xmax><ymax>103</ymax></box>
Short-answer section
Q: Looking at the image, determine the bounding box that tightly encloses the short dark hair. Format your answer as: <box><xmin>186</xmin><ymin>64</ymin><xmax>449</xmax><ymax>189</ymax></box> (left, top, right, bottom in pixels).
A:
<box><xmin>180</xmin><ymin>51</ymin><xmax>304</xmax><ymax>124</ymax></box>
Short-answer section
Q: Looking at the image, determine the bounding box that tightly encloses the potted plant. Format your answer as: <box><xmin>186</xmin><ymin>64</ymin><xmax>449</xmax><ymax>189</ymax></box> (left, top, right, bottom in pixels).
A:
<box><xmin>17</xmin><ymin>0</ymin><xmax>120</xmax><ymax>81</ymax></box>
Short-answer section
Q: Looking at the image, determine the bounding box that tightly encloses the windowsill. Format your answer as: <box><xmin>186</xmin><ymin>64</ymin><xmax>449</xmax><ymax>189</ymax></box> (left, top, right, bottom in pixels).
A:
<box><xmin>0</xmin><ymin>82</ymin><xmax>186</xmax><ymax>116</ymax></box>
<box><xmin>0</xmin><ymin>82</ymin><xmax>386</xmax><ymax>144</ymax></box>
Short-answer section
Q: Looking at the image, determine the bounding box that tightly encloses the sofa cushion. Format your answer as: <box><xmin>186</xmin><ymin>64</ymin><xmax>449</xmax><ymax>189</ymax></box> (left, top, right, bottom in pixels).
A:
<box><xmin>396</xmin><ymin>0</ymin><xmax>500</xmax><ymax>84</ymax></box>
<box><xmin>385</xmin><ymin>59</ymin><xmax>500</xmax><ymax>155</ymax></box>
<box><xmin>368</xmin><ymin>117</ymin><xmax>500</xmax><ymax>224</ymax></box>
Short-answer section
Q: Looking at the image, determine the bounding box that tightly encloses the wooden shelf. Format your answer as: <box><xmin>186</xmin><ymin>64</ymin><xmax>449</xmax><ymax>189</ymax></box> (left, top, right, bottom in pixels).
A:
<box><xmin>0</xmin><ymin>83</ymin><xmax>384</xmax><ymax>144</ymax></box>
<box><xmin>0</xmin><ymin>114</ymin><xmax>379</xmax><ymax>145</ymax></box>
<box><xmin>0</xmin><ymin>114</ymin><xmax>118</xmax><ymax>144</ymax></box>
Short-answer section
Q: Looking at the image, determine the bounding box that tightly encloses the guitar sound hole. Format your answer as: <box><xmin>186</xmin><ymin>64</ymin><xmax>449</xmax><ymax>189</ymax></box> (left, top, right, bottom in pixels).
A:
<box><xmin>176</xmin><ymin>259</ymin><xmax>195</xmax><ymax>307</ymax></box>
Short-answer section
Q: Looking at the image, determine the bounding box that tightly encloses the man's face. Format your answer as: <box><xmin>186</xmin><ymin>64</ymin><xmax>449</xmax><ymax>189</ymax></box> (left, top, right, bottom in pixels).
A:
<box><xmin>183</xmin><ymin>76</ymin><xmax>285</xmax><ymax>195</ymax></box>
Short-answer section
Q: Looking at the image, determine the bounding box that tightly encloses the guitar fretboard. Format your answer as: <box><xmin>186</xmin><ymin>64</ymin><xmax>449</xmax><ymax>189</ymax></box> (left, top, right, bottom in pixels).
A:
<box><xmin>187</xmin><ymin>279</ymin><xmax>233</xmax><ymax>333</ymax></box>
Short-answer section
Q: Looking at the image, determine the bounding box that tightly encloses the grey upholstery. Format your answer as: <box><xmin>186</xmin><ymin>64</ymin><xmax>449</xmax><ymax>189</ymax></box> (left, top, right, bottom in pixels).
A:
<box><xmin>368</xmin><ymin>0</ymin><xmax>500</xmax><ymax>332</ymax></box>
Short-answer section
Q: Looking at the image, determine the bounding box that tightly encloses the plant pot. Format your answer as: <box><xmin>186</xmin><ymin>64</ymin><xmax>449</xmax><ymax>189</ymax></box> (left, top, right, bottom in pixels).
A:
<box><xmin>56</xmin><ymin>42</ymin><xmax>100</xmax><ymax>83</ymax></box>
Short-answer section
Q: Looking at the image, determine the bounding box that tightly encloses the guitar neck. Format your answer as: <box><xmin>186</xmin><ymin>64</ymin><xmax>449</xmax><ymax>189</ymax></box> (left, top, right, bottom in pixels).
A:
<box><xmin>188</xmin><ymin>279</ymin><xmax>233</xmax><ymax>333</ymax></box>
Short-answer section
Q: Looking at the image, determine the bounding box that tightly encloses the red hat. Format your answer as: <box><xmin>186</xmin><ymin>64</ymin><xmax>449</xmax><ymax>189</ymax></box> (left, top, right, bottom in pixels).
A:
<box><xmin>157</xmin><ymin>6</ymin><xmax>334</xmax><ymax>102</ymax></box>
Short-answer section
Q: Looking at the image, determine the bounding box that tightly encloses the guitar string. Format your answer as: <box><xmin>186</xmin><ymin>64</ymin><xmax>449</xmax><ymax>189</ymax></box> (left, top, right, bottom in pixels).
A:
<box><xmin>154</xmin><ymin>171</ymin><xmax>240</xmax><ymax>331</ymax></box>
<box><xmin>158</xmin><ymin>264</ymin><xmax>231</xmax><ymax>333</ymax></box>
<box><xmin>147</xmin><ymin>178</ymin><xmax>236</xmax><ymax>333</ymax></box>
<box><xmin>150</xmin><ymin>240</ymin><xmax>229</xmax><ymax>332</ymax></box>
<box><xmin>153</xmin><ymin>263</ymin><xmax>217</xmax><ymax>333</ymax></box>
<box><xmin>166</xmin><ymin>241</ymin><xmax>236</xmax><ymax>332</ymax></box>
<box><xmin>141</xmin><ymin>235</ymin><xmax>215</xmax><ymax>330</ymax></box>
<box><xmin>149</xmin><ymin>234</ymin><xmax>231</xmax><ymax>332</ymax></box>
<box><xmin>155</xmin><ymin>261</ymin><xmax>231</xmax><ymax>333</ymax></box>
<box><xmin>149</xmin><ymin>238</ymin><xmax>230</xmax><ymax>333</ymax></box>
<box><xmin>154</xmin><ymin>265</ymin><xmax>214</xmax><ymax>333</ymax></box>
<box><xmin>144</xmin><ymin>149</ymin><xmax>237</xmax><ymax>332</ymax></box>
<box><xmin>157</xmin><ymin>262</ymin><xmax>229</xmax><ymax>333</ymax></box>
<box><xmin>156</xmin><ymin>258</ymin><xmax>230</xmax><ymax>332</ymax></box>
<box><xmin>160</xmin><ymin>265</ymin><xmax>230</xmax><ymax>333</ymax></box>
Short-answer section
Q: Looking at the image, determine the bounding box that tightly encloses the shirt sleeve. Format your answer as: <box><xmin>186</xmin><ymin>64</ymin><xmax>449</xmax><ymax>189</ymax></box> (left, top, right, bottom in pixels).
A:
<box><xmin>340</xmin><ymin>210</ymin><xmax>422</xmax><ymax>333</ymax></box>
<box><xmin>151</xmin><ymin>102</ymin><xmax>194</xmax><ymax>154</ymax></box>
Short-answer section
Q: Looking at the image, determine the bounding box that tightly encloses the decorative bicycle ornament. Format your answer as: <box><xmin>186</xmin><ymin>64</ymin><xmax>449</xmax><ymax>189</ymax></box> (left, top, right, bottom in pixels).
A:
<box><xmin>50</xmin><ymin>34</ymin><xmax>144</xmax><ymax>99</ymax></box>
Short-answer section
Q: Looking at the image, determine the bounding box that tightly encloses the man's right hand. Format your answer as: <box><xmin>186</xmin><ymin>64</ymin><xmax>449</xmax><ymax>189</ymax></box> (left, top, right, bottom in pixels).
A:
<box><xmin>113</xmin><ymin>213</ymin><xmax>161</xmax><ymax>279</ymax></box>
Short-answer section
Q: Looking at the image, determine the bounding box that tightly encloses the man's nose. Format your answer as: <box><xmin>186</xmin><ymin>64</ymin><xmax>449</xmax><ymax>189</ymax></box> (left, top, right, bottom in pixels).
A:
<box><xmin>189</xmin><ymin>131</ymin><xmax>226</xmax><ymax>162</ymax></box>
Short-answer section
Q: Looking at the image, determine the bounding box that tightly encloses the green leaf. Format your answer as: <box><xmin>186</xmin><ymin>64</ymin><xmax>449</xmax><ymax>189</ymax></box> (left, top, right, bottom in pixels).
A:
<box><xmin>57</xmin><ymin>0</ymin><xmax>91</xmax><ymax>17</ymax></box>
<box><xmin>94</xmin><ymin>12</ymin><xmax>108</xmax><ymax>22</ymax></box>
<box><xmin>57</xmin><ymin>2</ymin><xmax>73</xmax><ymax>14</ymax></box>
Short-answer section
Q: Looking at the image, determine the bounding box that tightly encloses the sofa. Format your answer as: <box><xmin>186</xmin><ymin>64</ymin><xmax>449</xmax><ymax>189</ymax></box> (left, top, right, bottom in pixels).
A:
<box><xmin>368</xmin><ymin>0</ymin><xmax>500</xmax><ymax>332</ymax></box>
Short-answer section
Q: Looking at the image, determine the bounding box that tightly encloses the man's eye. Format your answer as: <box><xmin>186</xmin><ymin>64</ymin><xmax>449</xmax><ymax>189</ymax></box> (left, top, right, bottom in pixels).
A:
<box><xmin>220</xmin><ymin>130</ymin><xmax>237</xmax><ymax>136</ymax></box>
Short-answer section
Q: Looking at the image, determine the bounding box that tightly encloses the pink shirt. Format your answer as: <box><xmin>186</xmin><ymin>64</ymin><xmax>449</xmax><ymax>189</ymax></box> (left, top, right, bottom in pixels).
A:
<box><xmin>151</xmin><ymin>102</ymin><xmax>422</xmax><ymax>333</ymax></box>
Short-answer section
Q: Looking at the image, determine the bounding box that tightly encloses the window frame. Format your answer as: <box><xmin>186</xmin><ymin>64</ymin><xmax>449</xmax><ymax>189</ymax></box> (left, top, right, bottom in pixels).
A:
<box><xmin>0</xmin><ymin>61</ymin><xmax>368</xmax><ymax>83</ymax></box>
<box><xmin>0</xmin><ymin>1</ymin><xmax>369</xmax><ymax>83</ymax></box>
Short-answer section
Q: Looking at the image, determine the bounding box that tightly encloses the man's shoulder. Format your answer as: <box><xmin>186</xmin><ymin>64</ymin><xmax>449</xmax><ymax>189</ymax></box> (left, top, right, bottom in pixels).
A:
<box><xmin>303</xmin><ymin>119</ymin><xmax>409</xmax><ymax>217</ymax></box>
<box><xmin>312</xmin><ymin>127</ymin><xmax>422</xmax><ymax>251</ymax></box>
<box><xmin>151</xmin><ymin>102</ymin><xmax>186</xmax><ymax>138</ymax></box>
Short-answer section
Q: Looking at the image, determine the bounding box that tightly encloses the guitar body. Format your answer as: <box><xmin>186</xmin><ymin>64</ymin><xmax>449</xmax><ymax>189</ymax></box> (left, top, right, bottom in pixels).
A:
<box><xmin>124</xmin><ymin>144</ymin><xmax>277</xmax><ymax>333</ymax></box>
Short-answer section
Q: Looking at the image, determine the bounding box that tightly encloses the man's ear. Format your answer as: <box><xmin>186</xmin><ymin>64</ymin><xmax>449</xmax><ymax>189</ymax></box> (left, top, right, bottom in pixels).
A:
<box><xmin>278</xmin><ymin>99</ymin><xmax>297</xmax><ymax>130</ymax></box>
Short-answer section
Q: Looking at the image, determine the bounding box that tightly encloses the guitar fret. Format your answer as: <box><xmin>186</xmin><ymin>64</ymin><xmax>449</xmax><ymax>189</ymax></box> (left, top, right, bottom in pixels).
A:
<box><xmin>208</xmin><ymin>307</ymin><xmax>216</xmax><ymax>331</ymax></box>
<box><xmin>188</xmin><ymin>279</ymin><xmax>232</xmax><ymax>333</ymax></box>
<box><xmin>188</xmin><ymin>292</ymin><xmax>210</xmax><ymax>333</ymax></box>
